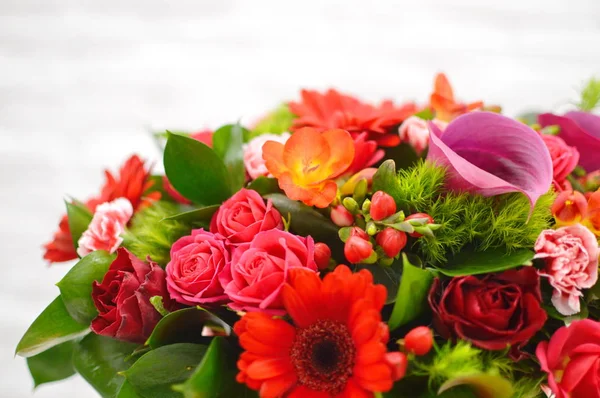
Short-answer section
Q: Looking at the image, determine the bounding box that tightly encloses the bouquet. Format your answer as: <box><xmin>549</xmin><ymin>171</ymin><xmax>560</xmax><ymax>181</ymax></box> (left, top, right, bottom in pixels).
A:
<box><xmin>17</xmin><ymin>74</ymin><xmax>600</xmax><ymax>398</ymax></box>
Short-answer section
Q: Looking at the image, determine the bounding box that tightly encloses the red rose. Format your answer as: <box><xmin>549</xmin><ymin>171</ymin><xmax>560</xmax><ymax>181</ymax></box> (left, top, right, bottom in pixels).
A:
<box><xmin>541</xmin><ymin>134</ymin><xmax>579</xmax><ymax>190</ymax></box>
<box><xmin>166</xmin><ymin>229</ymin><xmax>229</xmax><ymax>305</ymax></box>
<box><xmin>536</xmin><ymin>319</ymin><xmax>600</xmax><ymax>398</ymax></box>
<box><xmin>428</xmin><ymin>267</ymin><xmax>547</xmax><ymax>355</ymax></box>
<box><xmin>91</xmin><ymin>248</ymin><xmax>171</xmax><ymax>344</ymax></box>
<box><xmin>210</xmin><ymin>188</ymin><xmax>283</xmax><ymax>245</ymax></box>
<box><xmin>219</xmin><ymin>229</ymin><xmax>318</xmax><ymax>314</ymax></box>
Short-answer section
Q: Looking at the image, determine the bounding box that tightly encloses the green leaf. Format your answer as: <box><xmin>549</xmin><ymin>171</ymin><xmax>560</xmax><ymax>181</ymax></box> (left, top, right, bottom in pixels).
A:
<box><xmin>148</xmin><ymin>307</ymin><xmax>231</xmax><ymax>349</ymax></box>
<box><xmin>73</xmin><ymin>334</ymin><xmax>139</xmax><ymax>398</ymax></box>
<box><xmin>357</xmin><ymin>263</ymin><xmax>402</xmax><ymax>304</ymax></box>
<box><xmin>124</xmin><ymin>343</ymin><xmax>207</xmax><ymax>398</ymax></box>
<box><xmin>117</xmin><ymin>381</ymin><xmax>143</xmax><ymax>398</ymax></box>
<box><xmin>16</xmin><ymin>296</ymin><xmax>89</xmax><ymax>357</ymax></box>
<box><xmin>372</xmin><ymin>160</ymin><xmax>402</xmax><ymax>206</ymax></box>
<box><xmin>438</xmin><ymin>373</ymin><xmax>513</xmax><ymax>398</ymax></box>
<box><xmin>516</xmin><ymin>112</ymin><xmax>540</xmax><ymax>126</ymax></box>
<box><xmin>66</xmin><ymin>200</ymin><xmax>93</xmax><ymax>251</ymax></box>
<box><xmin>414</xmin><ymin>108</ymin><xmax>434</xmax><ymax>121</ymax></box>
<box><xmin>250</xmin><ymin>103</ymin><xmax>295</xmax><ymax>137</ymax></box>
<box><xmin>175</xmin><ymin>337</ymin><xmax>258</xmax><ymax>398</ymax></box>
<box><xmin>388</xmin><ymin>254</ymin><xmax>434</xmax><ymax>330</ymax></box>
<box><xmin>383</xmin><ymin>143</ymin><xmax>421</xmax><ymax>170</ymax></box>
<box><xmin>437</xmin><ymin>386</ymin><xmax>478</xmax><ymax>398</ymax></box>
<box><xmin>161</xmin><ymin>205</ymin><xmax>220</xmax><ymax>225</ymax></box>
<box><xmin>56</xmin><ymin>250</ymin><xmax>116</xmax><ymax>324</ymax></box>
<box><xmin>247</xmin><ymin>176</ymin><xmax>281</xmax><ymax>196</ymax></box>
<box><xmin>212</xmin><ymin>124</ymin><xmax>248</xmax><ymax>191</ymax></box>
<box><xmin>578</xmin><ymin>77</ymin><xmax>600</xmax><ymax>112</ymax></box>
<box><xmin>436</xmin><ymin>248</ymin><xmax>535</xmax><ymax>277</ymax></box>
<box><xmin>27</xmin><ymin>341</ymin><xmax>76</xmax><ymax>388</ymax></box>
<box><xmin>164</xmin><ymin>133</ymin><xmax>231</xmax><ymax>205</ymax></box>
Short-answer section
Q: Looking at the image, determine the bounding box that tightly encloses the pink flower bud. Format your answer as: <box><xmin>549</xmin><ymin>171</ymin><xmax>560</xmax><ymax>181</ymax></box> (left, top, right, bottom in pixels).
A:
<box><xmin>314</xmin><ymin>242</ymin><xmax>332</xmax><ymax>271</ymax></box>
<box><xmin>376</xmin><ymin>228</ymin><xmax>407</xmax><ymax>258</ymax></box>
<box><xmin>370</xmin><ymin>191</ymin><xmax>397</xmax><ymax>221</ymax></box>
<box><xmin>384</xmin><ymin>352</ymin><xmax>408</xmax><ymax>381</ymax></box>
<box><xmin>344</xmin><ymin>236</ymin><xmax>373</xmax><ymax>264</ymax></box>
<box><xmin>331</xmin><ymin>205</ymin><xmax>354</xmax><ymax>227</ymax></box>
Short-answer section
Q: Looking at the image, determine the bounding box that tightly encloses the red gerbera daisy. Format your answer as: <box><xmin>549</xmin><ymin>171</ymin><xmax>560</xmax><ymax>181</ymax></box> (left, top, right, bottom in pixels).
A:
<box><xmin>234</xmin><ymin>265</ymin><xmax>398</xmax><ymax>397</ymax></box>
<box><xmin>289</xmin><ymin>89</ymin><xmax>418</xmax><ymax>148</ymax></box>
<box><xmin>43</xmin><ymin>155</ymin><xmax>159</xmax><ymax>264</ymax></box>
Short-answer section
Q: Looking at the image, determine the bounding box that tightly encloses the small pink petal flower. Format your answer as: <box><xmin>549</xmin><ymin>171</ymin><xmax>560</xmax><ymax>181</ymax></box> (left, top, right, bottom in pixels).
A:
<box><xmin>243</xmin><ymin>133</ymin><xmax>290</xmax><ymax>180</ymax></box>
<box><xmin>77</xmin><ymin>198</ymin><xmax>133</xmax><ymax>257</ymax></box>
<box><xmin>398</xmin><ymin>116</ymin><xmax>447</xmax><ymax>154</ymax></box>
<box><xmin>534</xmin><ymin>224</ymin><xmax>599</xmax><ymax>315</ymax></box>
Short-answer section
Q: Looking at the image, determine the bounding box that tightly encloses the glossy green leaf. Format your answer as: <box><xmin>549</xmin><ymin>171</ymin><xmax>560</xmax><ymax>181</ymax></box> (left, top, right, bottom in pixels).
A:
<box><xmin>438</xmin><ymin>373</ymin><xmax>513</xmax><ymax>398</ymax></box>
<box><xmin>27</xmin><ymin>341</ymin><xmax>76</xmax><ymax>388</ymax></box>
<box><xmin>372</xmin><ymin>160</ymin><xmax>402</xmax><ymax>206</ymax></box>
<box><xmin>161</xmin><ymin>205</ymin><xmax>220</xmax><ymax>225</ymax></box>
<box><xmin>388</xmin><ymin>254</ymin><xmax>434</xmax><ymax>330</ymax></box>
<box><xmin>73</xmin><ymin>334</ymin><xmax>139</xmax><ymax>398</ymax></box>
<box><xmin>247</xmin><ymin>176</ymin><xmax>281</xmax><ymax>196</ymax></box>
<box><xmin>357</xmin><ymin>263</ymin><xmax>401</xmax><ymax>304</ymax></box>
<box><xmin>16</xmin><ymin>296</ymin><xmax>89</xmax><ymax>357</ymax></box>
<box><xmin>164</xmin><ymin>133</ymin><xmax>231</xmax><ymax>205</ymax></box>
<box><xmin>413</xmin><ymin>108</ymin><xmax>434</xmax><ymax>121</ymax></box>
<box><xmin>56</xmin><ymin>250</ymin><xmax>116</xmax><ymax>324</ymax></box>
<box><xmin>124</xmin><ymin>343</ymin><xmax>207</xmax><ymax>398</ymax></box>
<box><xmin>212</xmin><ymin>124</ymin><xmax>248</xmax><ymax>191</ymax></box>
<box><xmin>117</xmin><ymin>380</ymin><xmax>143</xmax><ymax>398</ymax></box>
<box><xmin>148</xmin><ymin>307</ymin><xmax>231</xmax><ymax>349</ymax></box>
<box><xmin>436</xmin><ymin>249</ymin><xmax>534</xmax><ymax>277</ymax></box>
<box><xmin>175</xmin><ymin>337</ymin><xmax>258</xmax><ymax>398</ymax></box>
<box><xmin>66</xmin><ymin>200</ymin><xmax>93</xmax><ymax>251</ymax></box>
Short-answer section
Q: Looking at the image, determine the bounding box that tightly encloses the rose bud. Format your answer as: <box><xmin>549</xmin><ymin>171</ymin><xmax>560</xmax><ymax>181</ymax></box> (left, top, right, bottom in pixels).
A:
<box><xmin>405</xmin><ymin>213</ymin><xmax>434</xmax><ymax>237</ymax></box>
<box><xmin>376</xmin><ymin>228</ymin><xmax>407</xmax><ymax>258</ymax></box>
<box><xmin>551</xmin><ymin>190</ymin><xmax>588</xmax><ymax>225</ymax></box>
<box><xmin>384</xmin><ymin>352</ymin><xmax>408</xmax><ymax>381</ymax></box>
<box><xmin>370</xmin><ymin>191</ymin><xmax>397</xmax><ymax>221</ymax></box>
<box><xmin>349</xmin><ymin>226</ymin><xmax>369</xmax><ymax>240</ymax></box>
<box><xmin>314</xmin><ymin>242</ymin><xmax>332</xmax><ymax>270</ymax></box>
<box><xmin>344</xmin><ymin>236</ymin><xmax>373</xmax><ymax>264</ymax></box>
<box><xmin>331</xmin><ymin>205</ymin><xmax>354</xmax><ymax>227</ymax></box>
<box><xmin>404</xmin><ymin>326</ymin><xmax>434</xmax><ymax>356</ymax></box>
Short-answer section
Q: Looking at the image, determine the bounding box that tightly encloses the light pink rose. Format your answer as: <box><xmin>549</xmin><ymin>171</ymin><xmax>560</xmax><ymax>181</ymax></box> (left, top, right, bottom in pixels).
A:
<box><xmin>243</xmin><ymin>133</ymin><xmax>290</xmax><ymax>179</ymax></box>
<box><xmin>77</xmin><ymin>198</ymin><xmax>133</xmax><ymax>257</ymax></box>
<box><xmin>219</xmin><ymin>229</ymin><xmax>318</xmax><ymax>315</ymax></box>
<box><xmin>398</xmin><ymin>116</ymin><xmax>447</xmax><ymax>154</ymax></box>
<box><xmin>534</xmin><ymin>224</ymin><xmax>599</xmax><ymax>315</ymax></box>
<box><xmin>165</xmin><ymin>229</ymin><xmax>229</xmax><ymax>305</ymax></box>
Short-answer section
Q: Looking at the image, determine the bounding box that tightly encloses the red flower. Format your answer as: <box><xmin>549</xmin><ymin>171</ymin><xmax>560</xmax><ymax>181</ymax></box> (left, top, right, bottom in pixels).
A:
<box><xmin>91</xmin><ymin>248</ymin><xmax>172</xmax><ymax>344</ymax></box>
<box><xmin>429</xmin><ymin>267</ymin><xmax>547</xmax><ymax>357</ymax></box>
<box><xmin>541</xmin><ymin>134</ymin><xmax>580</xmax><ymax>191</ymax></box>
<box><xmin>234</xmin><ymin>265</ymin><xmax>396</xmax><ymax>397</ymax></box>
<box><xmin>43</xmin><ymin>155</ymin><xmax>159</xmax><ymax>264</ymax></box>
<box><xmin>536</xmin><ymin>319</ymin><xmax>600</xmax><ymax>398</ymax></box>
<box><xmin>289</xmin><ymin>89</ymin><xmax>418</xmax><ymax>147</ymax></box>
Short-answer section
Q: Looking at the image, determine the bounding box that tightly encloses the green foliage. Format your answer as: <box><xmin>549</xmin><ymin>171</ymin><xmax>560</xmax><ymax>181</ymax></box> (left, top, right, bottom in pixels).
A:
<box><xmin>378</xmin><ymin>161</ymin><xmax>554</xmax><ymax>265</ymax></box>
<box><xmin>212</xmin><ymin>124</ymin><xmax>247</xmax><ymax>191</ymax></box>
<box><xmin>122</xmin><ymin>201</ymin><xmax>192</xmax><ymax>266</ymax></box>
<box><xmin>250</xmin><ymin>103</ymin><xmax>296</xmax><ymax>137</ymax></box>
<box><xmin>578</xmin><ymin>77</ymin><xmax>600</xmax><ymax>111</ymax></box>
<box><xmin>27</xmin><ymin>341</ymin><xmax>76</xmax><ymax>388</ymax></box>
<box><xmin>66</xmin><ymin>200</ymin><xmax>93</xmax><ymax>252</ymax></box>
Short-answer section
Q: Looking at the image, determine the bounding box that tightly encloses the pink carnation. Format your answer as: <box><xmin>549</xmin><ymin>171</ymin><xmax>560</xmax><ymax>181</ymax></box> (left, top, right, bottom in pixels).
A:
<box><xmin>398</xmin><ymin>116</ymin><xmax>447</xmax><ymax>154</ymax></box>
<box><xmin>243</xmin><ymin>133</ymin><xmax>290</xmax><ymax>179</ymax></box>
<box><xmin>534</xmin><ymin>224</ymin><xmax>599</xmax><ymax>315</ymax></box>
<box><xmin>77</xmin><ymin>198</ymin><xmax>133</xmax><ymax>257</ymax></box>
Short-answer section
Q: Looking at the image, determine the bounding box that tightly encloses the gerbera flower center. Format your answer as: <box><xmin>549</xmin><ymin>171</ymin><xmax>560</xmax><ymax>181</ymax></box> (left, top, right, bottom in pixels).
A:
<box><xmin>290</xmin><ymin>319</ymin><xmax>356</xmax><ymax>395</ymax></box>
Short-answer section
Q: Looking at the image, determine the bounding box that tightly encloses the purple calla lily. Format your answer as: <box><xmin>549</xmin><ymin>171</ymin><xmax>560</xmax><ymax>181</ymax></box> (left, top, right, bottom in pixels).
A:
<box><xmin>538</xmin><ymin>111</ymin><xmax>600</xmax><ymax>172</ymax></box>
<box><xmin>427</xmin><ymin>111</ymin><xmax>553</xmax><ymax>210</ymax></box>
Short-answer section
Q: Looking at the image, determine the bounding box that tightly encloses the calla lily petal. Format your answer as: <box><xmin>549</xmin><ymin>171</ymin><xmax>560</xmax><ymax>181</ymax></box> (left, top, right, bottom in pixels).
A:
<box><xmin>427</xmin><ymin>112</ymin><xmax>553</xmax><ymax>209</ymax></box>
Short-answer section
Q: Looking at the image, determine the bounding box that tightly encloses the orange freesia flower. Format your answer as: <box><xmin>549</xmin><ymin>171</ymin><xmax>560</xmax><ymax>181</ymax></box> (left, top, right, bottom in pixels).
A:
<box><xmin>551</xmin><ymin>190</ymin><xmax>588</xmax><ymax>226</ymax></box>
<box><xmin>289</xmin><ymin>89</ymin><xmax>418</xmax><ymax>147</ymax></box>
<box><xmin>235</xmin><ymin>265</ymin><xmax>397</xmax><ymax>397</ymax></box>
<box><xmin>263</xmin><ymin>128</ymin><xmax>354</xmax><ymax>208</ymax></box>
<box><xmin>584</xmin><ymin>189</ymin><xmax>600</xmax><ymax>236</ymax></box>
<box><xmin>430</xmin><ymin>73</ymin><xmax>483</xmax><ymax>122</ymax></box>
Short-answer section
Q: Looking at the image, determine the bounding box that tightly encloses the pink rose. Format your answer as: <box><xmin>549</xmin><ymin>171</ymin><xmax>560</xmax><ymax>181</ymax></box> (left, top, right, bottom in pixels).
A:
<box><xmin>210</xmin><ymin>188</ymin><xmax>283</xmax><ymax>246</ymax></box>
<box><xmin>165</xmin><ymin>229</ymin><xmax>229</xmax><ymax>305</ymax></box>
<box><xmin>243</xmin><ymin>133</ymin><xmax>290</xmax><ymax>179</ymax></box>
<box><xmin>398</xmin><ymin>116</ymin><xmax>447</xmax><ymax>154</ymax></box>
<box><xmin>534</xmin><ymin>224</ymin><xmax>599</xmax><ymax>315</ymax></box>
<box><xmin>219</xmin><ymin>229</ymin><xmax>318</xmax><ymax>314</ymax></box>
<box><xmin>541</xmin><ymin>134</ymin><xmax>580</xmax><ymax>191</ymax></box>
<box><xmin>77</xmin><ymin>198</ymin><xmax>133</xmax><ymax>257</ymax></box>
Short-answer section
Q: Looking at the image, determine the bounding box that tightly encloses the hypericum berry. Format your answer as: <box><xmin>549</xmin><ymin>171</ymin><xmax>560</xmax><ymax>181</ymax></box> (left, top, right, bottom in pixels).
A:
<box><xmin>376</xmin><ymin>228</ymin><xmax>407</xmax><ymax>258</ymax></box>
<box><xmin>404</xmin><ymin>326</ymin><xmax>433</xmax><ymax>356</ymax></box>
<box><xmin>370</xmin><ymin>191</ymin><xmax>397</xmax><ymax>221</ymax></box>
<box><xmin>344</xmin><ymin>236</ymin><xmax>373</xmax><ymax>264</ymax></box>
<box><xmin>313</xmin><ymin>243</ymin><xmax>332</xmax><ymax>271</ymax></box>
<box><xmin>349</xmin><ymin>226</ymin><xmax>369</xmax><ymax>241</ymax></box>
<box><xmin>384</xmin><ymin>352</ymin><xmax>408</xmax><ymax>381</ymax></box>
<box><xmin>405</xmin><ymin>213</ymin><xmax>434</xmax><ymax>237</ymax></box>
<box><xmin>330</xmin><ymin>205</ymin><xmax>354</xmax><ymax>227</ymax></box>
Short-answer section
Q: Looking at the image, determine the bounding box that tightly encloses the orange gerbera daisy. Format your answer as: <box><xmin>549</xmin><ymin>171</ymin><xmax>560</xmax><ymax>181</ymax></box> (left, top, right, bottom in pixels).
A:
<box><xmin>289</xmin><ymin>89</ymin><xmax>418</xmax><ymax>147</ymax></box>
<box><xmin>234</xmin><ymin>265</ymin><xmax>397</xmax><ymax>397</ymax></box>
<box><xmin>429</xmin><ymin>73</ymin><xmax>483</xmax><ymax>122</ymax></box>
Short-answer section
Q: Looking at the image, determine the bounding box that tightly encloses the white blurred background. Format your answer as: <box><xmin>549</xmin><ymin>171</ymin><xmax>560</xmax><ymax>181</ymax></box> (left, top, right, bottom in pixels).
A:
<box><xmin>1</xmin><ymin>0</ymin><xmax>599</xmax><ymax>396</ymax></box>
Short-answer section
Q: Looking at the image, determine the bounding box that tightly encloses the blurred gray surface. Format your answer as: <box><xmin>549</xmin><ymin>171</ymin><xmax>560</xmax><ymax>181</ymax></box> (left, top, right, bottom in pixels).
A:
<box><xmin>1</xmin><ymin>0</ymin><xmax>599</xmax><ymax>396</ymax></box>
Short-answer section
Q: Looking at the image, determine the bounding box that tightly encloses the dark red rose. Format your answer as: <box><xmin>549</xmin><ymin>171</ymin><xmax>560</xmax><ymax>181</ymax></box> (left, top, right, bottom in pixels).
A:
<box><xmin>91</xmin><ymin>248</ymin><xmax>172</xmax><ymax>344</ymax></box>
<box><xmin>428</xmin><ymin>267</ymin><xmax>547</xmax><ymax>356</ymax></box>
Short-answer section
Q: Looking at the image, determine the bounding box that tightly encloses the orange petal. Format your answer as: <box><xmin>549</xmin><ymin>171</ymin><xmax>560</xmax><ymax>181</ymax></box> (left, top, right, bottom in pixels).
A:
<box><xmin>433</xmin><ymin>73</ymin><xmax>454</xmax><ymax>101</ymax></box>
<box><xmin>355</xmin><ymin>340</ymin><xmax>386</xmax><ymax>365</ymax></box>
<box><xmin>263</xmin><ymin>140</ymin><xmax>287</xmax><ymax>178</ymax></box>
<box><xmin>339</xmin><ymin>378</ymin><xmax>373</xmax><ymax>398</ymax></box>
<box><xmin>287</xmin><ymin>268</ymin><xmax>323</xmax><ymax>320</ymax></box>
<box><xmin>282</xmin><ymin>284</ymin><xmax>314</xmax><ymax>329</ymax></box>
<box><xmin>246</xmin><ymin>357</ymin><xmax>294</xmax><ymax>380</ymax></box>
<box><xmin>305</xmin><ymin>180</ymin><xmax>338</xmax><ymax>208</ymax></box>
<box><xmin>283</xmin><ymin>127</ymin><xmax>330</xmax><ymax>177</ymax></box>
<box><xmin>287</xmin><ymin>385</ymin><xmax>330</xmax><ymax>398</ymax></box>
<box><xmin>321</xmin><ymin>129</ymin><xmax>355</xmax><ymax>178</ymax></box>
<box><xmin>246</xmin><ymin>317</ymin><xmax>296</xmax><ymax>350</ymax></box>
<box><xmin>239</xmin><ymin>332</ymin><xmax>289</xmax><ymax>357</ymax></box>
<box><xmin>258</xmin><ymin>372</ymin><xmax>297</xmax><ymax>398</ymax></box>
